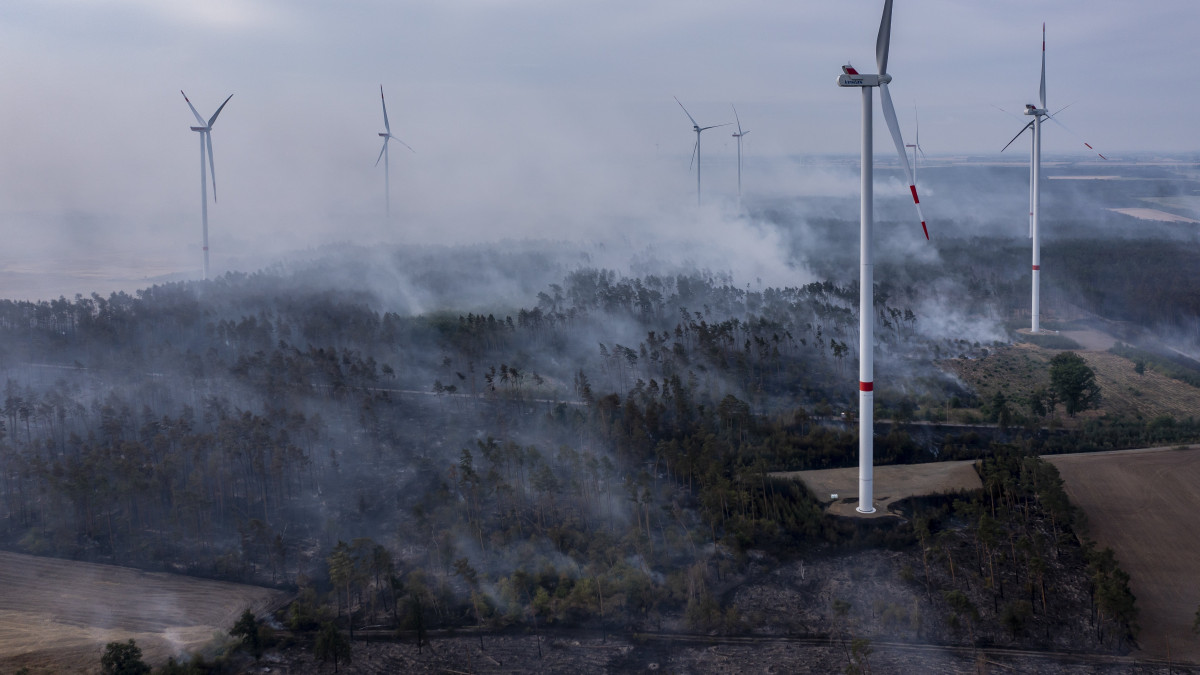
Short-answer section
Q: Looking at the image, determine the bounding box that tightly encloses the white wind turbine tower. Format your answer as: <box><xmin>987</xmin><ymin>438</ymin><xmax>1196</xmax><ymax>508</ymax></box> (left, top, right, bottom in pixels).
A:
<box><xmin>836</xmin><ymin>0</ymin><xmax>928</xmax><ymax>514</ymax></box>
<box><xmin>674</xmin><ymin>97</ymin><xmax>730</xmax><ymax>205</ymax></box>
<box><xmin>731</xmin><ymin>105</ymin><xmax>750</xmax><ymax>201</ymax></box>
<box><xmin>181</xmin><ymin>91</ymin><xmax>232</xmax><ymax>281</ymax></box>
<box><xmin>1000</xmin><ymin>24</ymin><xmax>1106</xmax><ymax>334</ymax></box>
<box><xmin>376</xmin><ymin>86</ymin><xmax>414</xmax><ymax>218</ymax></box>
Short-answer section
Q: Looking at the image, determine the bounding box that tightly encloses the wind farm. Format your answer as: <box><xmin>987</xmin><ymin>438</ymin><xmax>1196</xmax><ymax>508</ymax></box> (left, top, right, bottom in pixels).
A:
<box><xmin>4</xmin><ymin>2</ymin><xmax>1200</xmax><ymax>673</ymax></box>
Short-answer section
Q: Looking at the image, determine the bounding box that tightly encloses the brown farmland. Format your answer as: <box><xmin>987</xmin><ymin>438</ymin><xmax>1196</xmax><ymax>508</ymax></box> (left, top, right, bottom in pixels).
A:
<box><xmin>1046</xmin><ymin>446</ymin><xmax>1200</xmax><ymax>662</ymax></box>
<box><xmin>0</xmin><ymin>551</ymin><xmax>289</xmax><ymax>672</ymax></box>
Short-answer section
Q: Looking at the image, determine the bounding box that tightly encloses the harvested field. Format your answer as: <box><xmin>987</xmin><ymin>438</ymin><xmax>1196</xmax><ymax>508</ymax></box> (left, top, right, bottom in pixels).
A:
<box><xmin>1046</xmin><ymin>446</ymin><xmax>1200</xmax><ymax>663</ymax></box>
<box><xmin>774</xmin><ymin>460</ymin><xmax>981</xmax><ymax>517</ymax></box>
<box><xmin>0</xmin><ymin>551</ymin><xmax>289</xmax><ymax>673</ymax></box>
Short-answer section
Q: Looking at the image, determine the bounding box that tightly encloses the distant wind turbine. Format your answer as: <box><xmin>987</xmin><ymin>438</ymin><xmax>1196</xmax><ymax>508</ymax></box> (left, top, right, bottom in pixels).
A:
<box><xmin>1000</xmin><ymin>24</ymin><xmax>1106</xmax><ymax>334</ymax></box>
<box><xmin>181</xmin><ymin>90</ymin><xmax>232</xmax><ymax>281</ymax></box>
<box><xmin>376</xmin><ymin>86</ymin><xmax>414</xmax><ymax>218</ymax></box>
<box><xmin>674</xmin><ymin>97</ymin><xmax>730</xmax><ymax>205</ymax></box>
<box><xmin>836</xmin><ymin>0</ymin><xmax>928</xmax><ymax>514</ymax></box>
<box><xmin>731</xmin><ymin>104</ymin><xmax>750</xmax><ymax>200</ymax></box>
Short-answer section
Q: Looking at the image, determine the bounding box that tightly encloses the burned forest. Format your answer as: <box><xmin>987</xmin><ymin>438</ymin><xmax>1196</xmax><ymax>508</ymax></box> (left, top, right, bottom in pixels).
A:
<box><xmin>0</xmin><ymin>229</ymin><xmax>1173</xmax><ymax>671</ymax></box>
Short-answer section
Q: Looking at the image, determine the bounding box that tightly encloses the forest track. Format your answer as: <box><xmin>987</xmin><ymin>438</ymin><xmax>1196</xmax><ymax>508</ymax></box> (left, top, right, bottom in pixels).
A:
<box><xmin>289</xmin><ymin>626</ymin><xmax>1183</xmax><ymax>673</ymax></box>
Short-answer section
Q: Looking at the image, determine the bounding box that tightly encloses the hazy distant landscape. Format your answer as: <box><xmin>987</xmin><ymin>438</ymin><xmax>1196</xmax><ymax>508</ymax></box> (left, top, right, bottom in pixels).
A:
<box><xmin>0</xmin><ymin>155</ymin><xmax>1199</xmax><ymax>672</ymax></box>
<box><xmin>5</xmin><ymin>0</ymin><xmax>1200</xmax><ymax>672</ymax></box>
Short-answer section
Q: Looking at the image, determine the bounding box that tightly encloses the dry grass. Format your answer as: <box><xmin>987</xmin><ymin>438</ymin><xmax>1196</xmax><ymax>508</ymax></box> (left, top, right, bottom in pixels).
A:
<box><xmin>946</xmin><ymin>342</ymin><xmax>1200</xmax><ymax>422</ymax></box>
<box><xmin>775</xmin><ymin>460</ymin><xmax>982</xmax><ymax>517</ymax></box>
<box><xmin>1047</xmin><ymin>446</ymin><xmax>1200</xmax><ymax>662</ymax></box>
<box><xmin>0</xmin><ymin>551</ymin><xmax>289</xmax><ymax>673</ymax></box>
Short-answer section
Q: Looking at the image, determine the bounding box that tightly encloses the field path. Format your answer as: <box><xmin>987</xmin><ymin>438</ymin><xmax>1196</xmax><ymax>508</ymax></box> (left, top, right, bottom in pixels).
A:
<box><xmin>0</xmin><ymin>551</ymin><xmax>289</xmax><ymax>672</ymax></box>
<box><xmin>1047</xmin><ymin>445</ymin><xmax>1200</xmax><ymax>662</ymax></box>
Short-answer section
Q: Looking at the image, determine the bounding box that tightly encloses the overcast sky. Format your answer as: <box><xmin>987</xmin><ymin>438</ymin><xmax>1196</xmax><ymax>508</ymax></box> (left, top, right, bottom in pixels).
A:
<box><xmin>0</xmin><ymin>0</ymin><xmax>1196</xmax><ymax>289</ymax></box>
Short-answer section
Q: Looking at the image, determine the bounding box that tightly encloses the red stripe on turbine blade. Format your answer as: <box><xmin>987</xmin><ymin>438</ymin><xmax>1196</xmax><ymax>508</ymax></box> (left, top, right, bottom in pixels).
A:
<box><xmin>921</xmin><ymin>222</ymin><xmax>929</xmax><ymax>240</ymax></box>
<box><xmin>1085</xmin><ymin>143</ymin><xmax>1094</xmax><ymax>149</ymax></box>
<box><xmin>1099</xmin><ymin>154</ymin><xmax>1107</xmax><ymax>160</ymax></box>
<box><xmin>1032</xmin><ymin>265</ymin><xmax>1040</xmax><ymax>270</ymax></box>
<box><xmin>860</xmin><ymin>382</ymin><xmax>874</xmax><ymax>392</ymax></box>
<box><xmin>909</xmin><ymin>185</ymin><xmax>920</xmax><ymax>204</ymax></box>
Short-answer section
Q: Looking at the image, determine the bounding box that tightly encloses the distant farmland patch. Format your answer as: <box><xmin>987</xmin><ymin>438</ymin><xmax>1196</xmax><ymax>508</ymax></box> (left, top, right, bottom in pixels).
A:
<box><xmin>1107</xmin><ymin>207</ymin><xmax>1200</xmax><ymax>224</ymax></box>
<box><xmin>0</xmin><ymin>551</ymin><xmax>288</xmax><ymax>672</ymax></box>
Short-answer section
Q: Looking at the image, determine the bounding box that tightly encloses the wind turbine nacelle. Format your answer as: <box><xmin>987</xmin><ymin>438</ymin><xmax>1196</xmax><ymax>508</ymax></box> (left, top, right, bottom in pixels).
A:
<box><xmin>1024</xmin><ymin>105</ymin><xmax>1046</xmax><ymax>116</ymax></box>
<box><xmin>190</xmin><ymin>126</ymin><xmax>208</xmax><ymax>132</ymax></box>
<box><xmin>837</xmin><ymin>73</ymin><xmax>884</xmax><ymax>88</ymax></box>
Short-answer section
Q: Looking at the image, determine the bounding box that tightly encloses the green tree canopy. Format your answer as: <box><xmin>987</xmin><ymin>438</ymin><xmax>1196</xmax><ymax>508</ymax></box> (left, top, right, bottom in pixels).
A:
<box><xmin>230</xmin><ymin>609</ymin><xmax>264</xmax><ymax>659</ymax></box>
<box><xmin>100</xmin><ymin>639</ymin><xmax>150</xmax><ymax>675</ymax></box>
<box><xmin>314</xmin><ymin>621</ymin><xmax>352</xmax><ymax>672</ymax></box>
<box><xmin>1049</xmin><ymin>351</ymin><xmax>1101</xmax><ymax>416</ymax></box>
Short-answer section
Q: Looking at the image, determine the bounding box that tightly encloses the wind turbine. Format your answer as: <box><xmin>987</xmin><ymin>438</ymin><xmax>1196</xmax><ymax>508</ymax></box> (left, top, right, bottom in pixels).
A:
<box><xmin>181</xmin><ymin>91</ymin><xmax>232</xmax><ymax>281</ymax></box>
<box><xmin>1000</xmin><ymin>24</ymin><xmax>1106</xmax><ymax>334</ymax></box>
<box><xmin>376</xmin><ymin>86</ymin><xmax>414</xmax><ymax>218</ymax></box>
<box><xmin>674</xmin><ymin>97</ymin><xmax>730</xmax><ymax>205</ymax></box>
<box><xmin>904</xmin><ymin>105</ymin><xmax>924</xmax><ymax>189</ymax></box>
<box><xmin>731</xmin><ymin>104</ymin><xmax>750</xmax><ymax>200</ymax></box>
<box><xmin>836</xmin><ymin>0</ymin><xmax>928</xmax><ymax>514</ymax></box>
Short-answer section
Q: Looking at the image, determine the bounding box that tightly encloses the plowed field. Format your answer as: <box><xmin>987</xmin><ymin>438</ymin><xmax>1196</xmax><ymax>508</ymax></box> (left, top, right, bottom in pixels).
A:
<box><xmin>1047</xmin><ymin>446</ymin><xmax>1200</xmax><ymax>662</ymax></box>
<box><xmin>0</xmin><ymin>551</ymin><xmax>288</xmax><ymax>672</ymax></box>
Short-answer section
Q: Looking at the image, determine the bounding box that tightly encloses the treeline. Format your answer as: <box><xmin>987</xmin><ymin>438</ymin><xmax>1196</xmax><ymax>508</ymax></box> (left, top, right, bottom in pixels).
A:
<box><xmin>904</xmin><ymin>449</ymin><xmax>1138</xmax><ymax>651</ymax></box>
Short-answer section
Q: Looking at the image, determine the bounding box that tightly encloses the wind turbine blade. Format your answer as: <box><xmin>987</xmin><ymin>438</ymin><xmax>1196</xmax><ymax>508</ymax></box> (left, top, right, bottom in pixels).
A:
<box><xmin>206</xmin><ymin>132</ymin><xmax>218</xmax><ymax>203</ymax></box>
<box><xmin>991</xmin><ymin>103</ymin><xmax>1022</xmax><ymax>121</ymax></box>
<box><xmin>181</xmin><ymin>90</ymin><xmax>206</xmax><ymax>126</ymax></box>
<box><xmin>689</xmin><ymin>138</ymin><xmax>698</xmax><ymax>170</ymax></box>
<box><xmin>375</xmin><ymin>139</ymin><xmax>388</xmax><ymax>167</ymax></box>
<box><xmin>1045</xmin><ymin>115</ymin><xmax>1108</xmax><ymax>160</ymax></box>
<box><xmin>699</xmin><ymin>123</ymin><xmax>732</xmax><ymax>131</ymax></box>
<box><xmin>380</xmin><ymin>86</ymin><xmax>391</xmax><ymax>134</ymax></box>
<box><xmin>1039</xmin><ymin>23</ymin><xmax>1047</xmax><ymax>110</ymax></box>
<box><xmin>732</xmin><ymin>104</ymin><xmax>742</xmax><ymax>136</ymax></box>
<box><xmin>208</xmin><ymin>94</ymin><xmax>233</xmax><ymax>127</ymax></box>
<box><xmin>1001</xmin><ymin>120</ymin><xmax>1034</xmax><ymax>153</ymax></box>
<box><xmin>392</xmin><ymin>137</ymin><xmax>415</xmax><ymax>153</ymax></box>
<box><xmin>674</xmin><ymin>96</ymin><xmax>699</xmax><ymax>127</ymax></box>
<box><xmin>880</xmin><ymin>82</ymin><xmax>928</xmax><ymax>239</ymax></box>
<box><xmin>1052</xmin><ymin>102</ymin><xmax>1075</xmax><ymax>117</ymax></box>
<box><xmin>876</xmin><ymin>0</ymin><xmax>894</xmax><ymax>75</ymax></box>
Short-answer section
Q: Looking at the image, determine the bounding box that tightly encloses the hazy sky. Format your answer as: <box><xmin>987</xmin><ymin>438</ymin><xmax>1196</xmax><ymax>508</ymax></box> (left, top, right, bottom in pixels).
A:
<box><xmin>0</xmin><ymin>0</ymin><xmax>1197</xmax><ymax>289</ymax></box>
